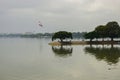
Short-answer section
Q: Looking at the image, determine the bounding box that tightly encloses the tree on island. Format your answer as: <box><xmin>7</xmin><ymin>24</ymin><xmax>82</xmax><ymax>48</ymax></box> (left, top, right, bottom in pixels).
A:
<box><xmin>84</xmin><ymin>21</ymin><xmax>120</xmax><ymax>41</ymax></box>
<box><xmin>105</xmin><ymin>21</ymin><xmax>120</xmax><ymax>41</ymax></box>
<box><xmin>84</xmin><ymin>31</ymin><xmax>97</xmax><ymax>41</ymax></box>
<box><xmin>52</xmin><ymin>31</ymin><xmax>73</xmax><ymax>42</ymax></box>
<box><xmin>95</xmin><ymin>25</ymin><xmax>106</xmax><ymax>41</ymax></box>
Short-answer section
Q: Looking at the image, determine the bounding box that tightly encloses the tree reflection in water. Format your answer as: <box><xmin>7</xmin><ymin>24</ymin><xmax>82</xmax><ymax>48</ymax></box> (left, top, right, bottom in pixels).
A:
<box><xmin>84</xmin><ymin>45</ymin><xmax>120</xmax><ymax>65</ymax></box>
<box><xmin>52</xmin><ymin>45</ymin><xmax>73</xmax><ymax>58</ymax></box>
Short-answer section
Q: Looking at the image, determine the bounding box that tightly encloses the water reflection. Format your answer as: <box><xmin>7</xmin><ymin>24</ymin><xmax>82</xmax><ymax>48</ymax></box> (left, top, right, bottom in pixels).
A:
<box><xmin>84</xmin><ymin>45</ymin><xmax>120</xmax><ymax>65</ymax></box>
<box><xmin>52</xmin><ymin>45</ymin><xmax>73</xmax><ymax>58</ymax></box>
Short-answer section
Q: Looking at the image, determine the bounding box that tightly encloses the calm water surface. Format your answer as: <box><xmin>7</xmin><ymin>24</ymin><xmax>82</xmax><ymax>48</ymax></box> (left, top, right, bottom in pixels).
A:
<box><xmin>0</xmin><ymin>38</ymin><xmax>120</xmax><ymax>80</ymax></box>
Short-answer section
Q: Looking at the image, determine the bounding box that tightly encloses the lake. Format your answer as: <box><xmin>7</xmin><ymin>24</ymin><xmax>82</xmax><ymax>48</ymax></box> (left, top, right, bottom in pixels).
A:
<box><xmin>0</xmin><ymin>38</ymin><xmax>120</xmax><ymax>80</ymax></box>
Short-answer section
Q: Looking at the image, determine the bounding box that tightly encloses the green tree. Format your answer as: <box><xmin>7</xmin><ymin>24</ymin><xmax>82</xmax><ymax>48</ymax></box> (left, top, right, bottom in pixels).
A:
<box><xmin>84</xmin><ymin>21</ymin><xmax>120</xmax><ymax>42</ymax></box>
<box><xmin>84</xmin><ymin>31</ymin><xmax>96</xmax><ymax>41</ymax></box>
<box><xmin>105</xmin><ymin>21</ymin><xmax>120</xmax><ymax>41</ymax></box>
<box><xmin>52</xmin><ymin>31</ymin><xmax>73</xmax><ymax>42</ymax></box>
<box><xmin>95</xmin><ymin>25</ymin><xmax>106</xmax><ymax>41</ymax></box>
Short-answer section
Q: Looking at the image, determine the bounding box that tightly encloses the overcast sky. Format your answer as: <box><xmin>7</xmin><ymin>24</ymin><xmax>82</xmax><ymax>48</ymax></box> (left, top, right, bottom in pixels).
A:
<box><xmin>0</xmin><ymin>0</ymin><xmax>120</xmax><ymax>33</ymax></box>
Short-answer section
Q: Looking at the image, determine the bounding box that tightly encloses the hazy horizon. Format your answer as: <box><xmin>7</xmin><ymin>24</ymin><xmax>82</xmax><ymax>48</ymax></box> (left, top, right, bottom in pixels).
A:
<box><xmin>0</xmin><ymin>0</ymin><xmax>120</xmax><ymax>33</ymax></box>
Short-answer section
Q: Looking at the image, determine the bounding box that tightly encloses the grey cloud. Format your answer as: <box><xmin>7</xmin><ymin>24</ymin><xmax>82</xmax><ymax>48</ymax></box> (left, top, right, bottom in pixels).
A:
<box><xmin>0</xmin><ymin>0</ymin><xmax>120</xmax><ymax>33</ymax></box>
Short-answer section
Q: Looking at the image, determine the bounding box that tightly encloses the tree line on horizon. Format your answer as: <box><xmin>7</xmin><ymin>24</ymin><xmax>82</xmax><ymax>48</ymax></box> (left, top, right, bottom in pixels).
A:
<box><xmin>84</xmin><ymin>21</ymin><xmax>120</xmax><ymax>41</ymax></box>
<box><xmin>0</xmin><ymin>32</ymin><xmax>85</xmax><ymax>38</ymax></box>
<box><xmin>52</xmin><ymin>21</ymin><xmax>120</xmax><ymax>42</ymax></box>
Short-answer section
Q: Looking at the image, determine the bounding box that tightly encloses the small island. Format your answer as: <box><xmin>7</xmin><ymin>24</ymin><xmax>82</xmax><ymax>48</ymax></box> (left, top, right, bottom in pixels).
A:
<box><xmin>49</xmin><ymin>21</ymin><xmax>120</xmax><ymax>45</ymax></box>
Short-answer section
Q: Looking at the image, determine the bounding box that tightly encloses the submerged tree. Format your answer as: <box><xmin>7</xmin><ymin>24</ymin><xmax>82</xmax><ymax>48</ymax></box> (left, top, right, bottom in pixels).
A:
<box><xmin>52</xmin><ymin>31</ymin><xmax>73</xmax><ymax>42</ymax></box>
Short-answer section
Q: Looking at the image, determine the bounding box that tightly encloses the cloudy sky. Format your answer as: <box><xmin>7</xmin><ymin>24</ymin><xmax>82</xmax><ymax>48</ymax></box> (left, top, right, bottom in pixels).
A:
<box><xmin>0</xmin><ymin>0</ymin><xmax>120</xmax><ymax>33</ymax></box>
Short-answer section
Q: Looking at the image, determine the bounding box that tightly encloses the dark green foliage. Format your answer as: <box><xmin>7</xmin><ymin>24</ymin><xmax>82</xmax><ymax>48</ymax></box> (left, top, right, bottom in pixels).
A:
<box><xmin>52</xmin><ymin>31</ymin><xmax>73</xmax><ymax>42</ymax></box>
<box><xmin>84</xmin><ymin>21</ymin><xmax>120</xmax><ymax>41</ymax></box>
<box><xmin>105</xmin><ymin>21</ymin><xmax>120</xmax><ymax>41</ymax></box>
<box><xmin>95</xmin><ymin>25</ymin><xmax>107</xmax><ymax>40</ymax></box>
<box><xmin>84</xmin><ymin>31</ymin><xmax>96</xmax><ymax>41</ymax></box>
